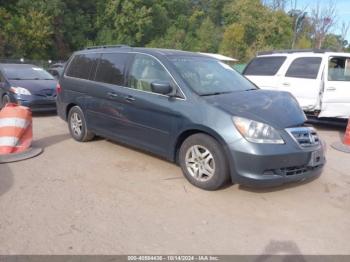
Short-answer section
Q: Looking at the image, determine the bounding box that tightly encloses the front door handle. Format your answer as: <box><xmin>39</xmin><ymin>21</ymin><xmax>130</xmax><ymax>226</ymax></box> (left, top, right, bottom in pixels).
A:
<box><xmin>282</xmin><ymin>82</ymin><xmax>290</xmax><ymax>86</ymax></box>
<box><xmin>107</xmin><ymin>92</ymin><xmax>119</xmax><ymax>98</ymax></box>
<box><xmin>125</xmin><ymin>95</ymin><xmax>135</xmax><ymax>102</ymax></box>
<box><xmin>326</xmin><ymin>87</ymin><xmax>336</xmax><ymax>91</ymax></box>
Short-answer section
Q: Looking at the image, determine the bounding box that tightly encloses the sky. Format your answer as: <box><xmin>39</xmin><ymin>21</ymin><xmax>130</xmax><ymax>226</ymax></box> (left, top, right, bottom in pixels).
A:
<box><xmin>288</xmin><ymin>0</ymin><xmax>350</xmax><ymax>42</ymax></box>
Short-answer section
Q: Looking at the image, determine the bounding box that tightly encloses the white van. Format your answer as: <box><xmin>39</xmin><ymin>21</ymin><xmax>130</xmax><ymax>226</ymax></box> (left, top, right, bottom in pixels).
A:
<box><xmin>243</xmin><ymin>50</ymin><xmax>350</xmax><ymax>118</ymax></box>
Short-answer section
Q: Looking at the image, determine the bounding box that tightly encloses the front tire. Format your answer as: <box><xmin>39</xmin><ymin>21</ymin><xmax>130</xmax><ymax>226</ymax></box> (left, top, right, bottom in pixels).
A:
<box><xmin>68</xmin><ymin>106</ymin><xmax>95</xmax><ymax>142</ymax></box>
<box><xmin>179</xmin><ymin>133</ymin><xmax>230</xmax><ymax>190</ymax></box>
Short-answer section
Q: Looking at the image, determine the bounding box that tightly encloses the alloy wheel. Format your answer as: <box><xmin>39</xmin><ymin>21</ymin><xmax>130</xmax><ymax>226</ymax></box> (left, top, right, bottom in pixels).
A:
<box><xmin>71</xmin><ymin>112</ymin><xmax>83</xmax><ymax>137</ymax></box>
<box><xmin>185</xmin><ymin>145</ymin><xmax>216</xmax><ymax>182</ymax></box>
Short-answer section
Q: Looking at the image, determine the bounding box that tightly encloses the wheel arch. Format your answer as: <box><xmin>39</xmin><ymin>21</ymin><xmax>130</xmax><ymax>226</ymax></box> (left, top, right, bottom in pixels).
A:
<box><xmin>173</xmin><ymin>126</ymin><xmax>228</xmax><ymax>163</ymax></box>
<box><xmin>65</xmin><ymin>103</ymin><xmax>77</xmax><ymax>120</ymax></box>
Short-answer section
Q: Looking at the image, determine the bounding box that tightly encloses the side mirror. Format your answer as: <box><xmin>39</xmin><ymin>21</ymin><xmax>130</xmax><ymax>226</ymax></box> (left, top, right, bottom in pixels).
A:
<box><xmin>151</xmin><ymin>81</ymin><xmax>174</xmax><ymax>96</ymax></box>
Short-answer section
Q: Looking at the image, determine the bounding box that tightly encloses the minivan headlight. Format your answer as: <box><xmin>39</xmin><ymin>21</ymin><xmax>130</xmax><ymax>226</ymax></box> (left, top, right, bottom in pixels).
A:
<box><xmin>10</xmin><ymin>87</ymin><xmax>31</xmax><ymax>95</ymax></box>
<box><xmin>232</xmin><ymin>116</ymin><xmax>284</xmax><ymax>144</ymax></box>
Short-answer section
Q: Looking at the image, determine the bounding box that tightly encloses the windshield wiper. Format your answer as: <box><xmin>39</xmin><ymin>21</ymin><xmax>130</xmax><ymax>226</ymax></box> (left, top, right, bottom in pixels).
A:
<box><xmin>200</xmin><ymin>91</ymin><xmax>233</xmax><ymax>96</ymax></box>
<box><xmin>244</xmin><ymin>88</ymin><xmax>257</xmax><ymax>91</ymax></box>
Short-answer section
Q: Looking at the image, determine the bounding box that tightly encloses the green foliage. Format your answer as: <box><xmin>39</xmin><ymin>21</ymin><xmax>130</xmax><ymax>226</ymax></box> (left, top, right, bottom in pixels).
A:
<box><xmin>295</xmin><ymin>35</ymin><xmax>313</xmax><ymax>49</ymax></box>
<box><xmin>322</xmin><ymin>34</ymin><xmax>349</xmax><ymax>51</ymax></box>
<box><xmin>0</xmin><ymin>0</ymin><xmax>347</xmax><ymax>61</ymax></box>
<box><xmin>220</xmin><ymin>0</ymin><xmax>292</xmax><ymax>61</ymax></box>
<box><xmin>96</xmin><ymin>0</ymin><xmax>153</xmax><ymax>46</ymax></box>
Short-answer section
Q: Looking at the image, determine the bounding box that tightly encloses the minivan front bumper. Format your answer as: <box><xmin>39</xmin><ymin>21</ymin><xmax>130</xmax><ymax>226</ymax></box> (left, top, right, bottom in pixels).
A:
<box><xmin>227</xmin><ymin>137</ymin><xmax>325</xmax><ymax>187</ymax></box>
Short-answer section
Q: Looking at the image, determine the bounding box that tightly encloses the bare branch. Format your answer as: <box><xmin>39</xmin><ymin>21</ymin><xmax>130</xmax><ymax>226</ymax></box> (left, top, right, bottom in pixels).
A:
<box><xmin>263</xmin><ymin>0</ymin><xmax>288</xmax><ymax>11</ymax></box>
<box><xmin>340</xmin><ymin>21</ymin><xmax>350</xmax><ymax>42</ymax></box>
<box><xmin>311</xmin><ymin>0</ymin><xmax>337</xmax><ymax>48</ymax></box>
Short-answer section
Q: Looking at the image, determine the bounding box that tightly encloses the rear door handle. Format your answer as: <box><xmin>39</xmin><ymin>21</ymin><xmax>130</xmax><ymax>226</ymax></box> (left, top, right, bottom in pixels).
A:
<box><xmin>326</xmin><ymin>87</ymin><xmax>336</xmax><ymax>91</ymax></box>
<box><xmin>107</xmin><ymin>92</ymin><xmax>119</xmax><ymax>98</ymax></box>
<box><xmin>282</xmin><ymin>82</ymin><xmax>290</xmax><ymax>86</ymax></box>
<box><xmin>125</xmin><ymin>95</ymin><xmax>135</xmax><ymax>102</ymax></box>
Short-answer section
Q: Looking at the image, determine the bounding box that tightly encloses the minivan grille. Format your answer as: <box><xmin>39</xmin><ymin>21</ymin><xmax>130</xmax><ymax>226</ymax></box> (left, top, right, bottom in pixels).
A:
<box><xmin>286</xmin><ymin>127</ymin><xmax>319</xmax><ymax>148</ymax></box>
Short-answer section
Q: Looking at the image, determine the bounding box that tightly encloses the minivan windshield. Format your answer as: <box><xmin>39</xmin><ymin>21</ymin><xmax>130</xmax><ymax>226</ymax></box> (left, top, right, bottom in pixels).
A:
<box><xmin>169</xmin><ymin>57</ymin><xmax>257</xmax><ymax>95</ymax></box>
<box><xmin>3</xmin><ymin>66</ymin><xmax>54</xmax><ymax>80</ymax></box>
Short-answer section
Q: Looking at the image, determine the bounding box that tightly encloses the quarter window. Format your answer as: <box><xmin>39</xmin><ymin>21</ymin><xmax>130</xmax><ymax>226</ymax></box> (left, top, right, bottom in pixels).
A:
<box><xmin>328</xmin><ymin>57</ymin><xmax>350</xmax><ymax>81</ymax></box>
<box><xmin>243</xmin><ymin>56</ymin><xmax>286</xmax><ymax>76</ymax></box>
<box><xmin>66</xmin><ymin>54</ymin><xmax>99</xmax><ymax>80</ymax></box>
<box><xmin>128</xmin><ymin>54</ymin><xmax>172</xmax><ymax>93</ymax></box>
<box><xmin>94</xmin><ymin>53</ymin><xmax>129</xmax><ymax>86</ymax></box>
<box><xmin>285</xmin><ymin>57</ymin><xmax>322</xmax><ymax>79</ymax></box>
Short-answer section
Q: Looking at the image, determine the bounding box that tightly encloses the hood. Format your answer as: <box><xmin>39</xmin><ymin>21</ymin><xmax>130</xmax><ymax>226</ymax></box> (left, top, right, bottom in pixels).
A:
<box><xmin>8</xmin><ymin>79</ymin><xmax>57</xmax><ymax>96</ymax></box>
<box><xmin>202</xmin><ymin>90</ymin><xmax>306</xmax><ymax>129</ymax></box>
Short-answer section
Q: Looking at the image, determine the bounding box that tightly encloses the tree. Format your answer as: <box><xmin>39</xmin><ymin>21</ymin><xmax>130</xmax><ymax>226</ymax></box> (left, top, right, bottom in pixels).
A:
<box><xmin>0</xmin><ymin>0</ymin><xmax>54</xmax><ymax>59</ymax></box>
<box><xmin>339</xmin><ymin>22</ymin><xmax>350</xmax><ymax>51</ymax></box>
<box><xmin>311</xmin><ymin>1</ymin><xmax>337</xmax><ymax>49</ymax></box>
<box><xmin>193</xmin><ymin>17</ymin><xmax>221</xmax><ymax>52</ymax></box>
<box><xmin>289</xmin><ymin>9</ymin><xmax>307</xmax><ymax>48</ymax></box>
<box><xmin>263</xmin><ymin>0</ymin><xmax>287</xmax><ymax>11</ymax></box>
<box><xmin>220</xmin><ymin>0</ymin><xmax>292</xmax><ymax>61</ymax></box>
<box><xmin>220</xmin><ymin>23</ymin><xmax>247</xmax><ymax>59</ymax></box>
<box><xmin>147</xmin><ymin>26</ymin><xmax>187</xmax><ymax>50</ymax></box>
<box><xmin>0</xmin><ymin>0</ymin><xmax>347</xmax><ymax>61</ymax></box>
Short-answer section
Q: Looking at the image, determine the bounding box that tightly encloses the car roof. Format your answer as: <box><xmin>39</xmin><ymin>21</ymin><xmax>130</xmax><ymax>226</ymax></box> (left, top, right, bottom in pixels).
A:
<box><xmin>49</xmin><ymin>63</ymin><xmax>65</xmax><ymax>67</ymax></box>
<box><xmin>0</xmin><ymin>63</ymin><xmax>41</xmax><ymax>69</ymax></box>
<box><xmin>256</xmin><ymin>50</ymin><xmax>350</xmax><ymax>58</ymax></box>
<box><xmin>76</xmin><ymin>46</ymin><xmax>213</xmax><ymax>59</ymax></box>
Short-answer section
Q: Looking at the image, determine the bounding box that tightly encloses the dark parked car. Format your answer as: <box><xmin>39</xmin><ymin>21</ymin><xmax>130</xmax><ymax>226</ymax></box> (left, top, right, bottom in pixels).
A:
<box><xmin>47</xmin><ymin>62</ymin><xmax>65</xmax><ymax>79</ymax></box>
<box><xmin>56</xmin><ymin>46</ymin><xmax>325</xmax><ymax>190</ymax></box>
<box><xmin>0</xmin><ymin>63</ymin><xmax>57</xmax><ymax>111</ymax></box>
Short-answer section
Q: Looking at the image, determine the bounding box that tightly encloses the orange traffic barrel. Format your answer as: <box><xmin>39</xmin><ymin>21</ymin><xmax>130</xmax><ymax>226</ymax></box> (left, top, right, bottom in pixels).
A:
<box><xmin>331</xmin><ymin>117</ymin><xmax>350</xmax><ymax>153</ymax></box>
<box><xmin>0</xmin><ymin>103</ymin><xmax>33</xmax><ymax>154</ymax></box>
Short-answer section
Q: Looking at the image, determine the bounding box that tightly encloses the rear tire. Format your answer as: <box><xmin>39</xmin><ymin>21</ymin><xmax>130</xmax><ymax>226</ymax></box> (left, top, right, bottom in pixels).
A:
<box><xmin>179</xmin><ymin>133</ymin><xmax>230</xmax><ymax>190</ymax></box>
<box><xmin>68</xmin><ymin>106</ymin><xmax>95</xmax><ymax>142</ymax></box>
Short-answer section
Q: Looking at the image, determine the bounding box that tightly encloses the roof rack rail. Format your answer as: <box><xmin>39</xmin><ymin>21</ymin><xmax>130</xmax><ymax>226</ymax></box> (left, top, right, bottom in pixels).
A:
<box><xmin>257</xmin><ymin>48</ymin><xmax>333</xmax><ymax>56</ymax></box>
<box><xmin>84</xmin><ymin>45</ymin><xmax>130</xmax><ymax>50</ymax></box>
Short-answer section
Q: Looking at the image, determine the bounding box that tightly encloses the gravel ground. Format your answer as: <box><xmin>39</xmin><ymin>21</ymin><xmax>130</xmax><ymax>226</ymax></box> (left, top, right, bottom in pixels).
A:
<box><xmin>0</xmin><ymin>115</ymin><xmax>349</xmax><ymax>255</ymax></box>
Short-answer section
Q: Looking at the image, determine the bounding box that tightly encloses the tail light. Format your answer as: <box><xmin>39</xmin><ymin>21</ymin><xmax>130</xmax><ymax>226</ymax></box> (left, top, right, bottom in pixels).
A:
<box><xmin>56</xmin><ymin>83</ymin><xmax>62</xmax><ymax>94</ymax></box>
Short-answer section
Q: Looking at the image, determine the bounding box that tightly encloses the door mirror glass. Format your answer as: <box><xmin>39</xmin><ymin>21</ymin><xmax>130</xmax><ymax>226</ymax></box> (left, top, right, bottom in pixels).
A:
<box><xmin>151</xmin><ymin>81</ymin><xmax>173</xmax><ymax>95</ymax></box>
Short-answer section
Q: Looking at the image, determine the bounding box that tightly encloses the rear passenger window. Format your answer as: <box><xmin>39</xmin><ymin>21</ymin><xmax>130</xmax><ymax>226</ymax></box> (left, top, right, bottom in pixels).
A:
<box><xmin>94</xmin><ymin>53</ymin><xmax>129</xmax><ymax>86</ymax></box>
<box><xmin>66</xmin><ymin>54</ymin><xmax>99</xmax><ymax>80</ymax></box>
<box><xmin>285</xmin><ymin>57</ymin><xmax>322</xmax><ymax>79</ymax></box>
<box><xmin>243</xmin><ymin>56</ymin><xmax>286</xmax><ymax>76</ymax></box>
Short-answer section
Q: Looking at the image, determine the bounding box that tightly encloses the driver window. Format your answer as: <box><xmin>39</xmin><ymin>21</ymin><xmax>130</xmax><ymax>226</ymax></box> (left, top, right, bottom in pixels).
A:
<box><xmin>128</xmin><ymin>54</ymin><xmax>172</xmax><ymax>93</ymax></box>
<box><xmin>328</xmin><ymin>57</ymin><xmax>350</xmax><ymax>81</ymax></box>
